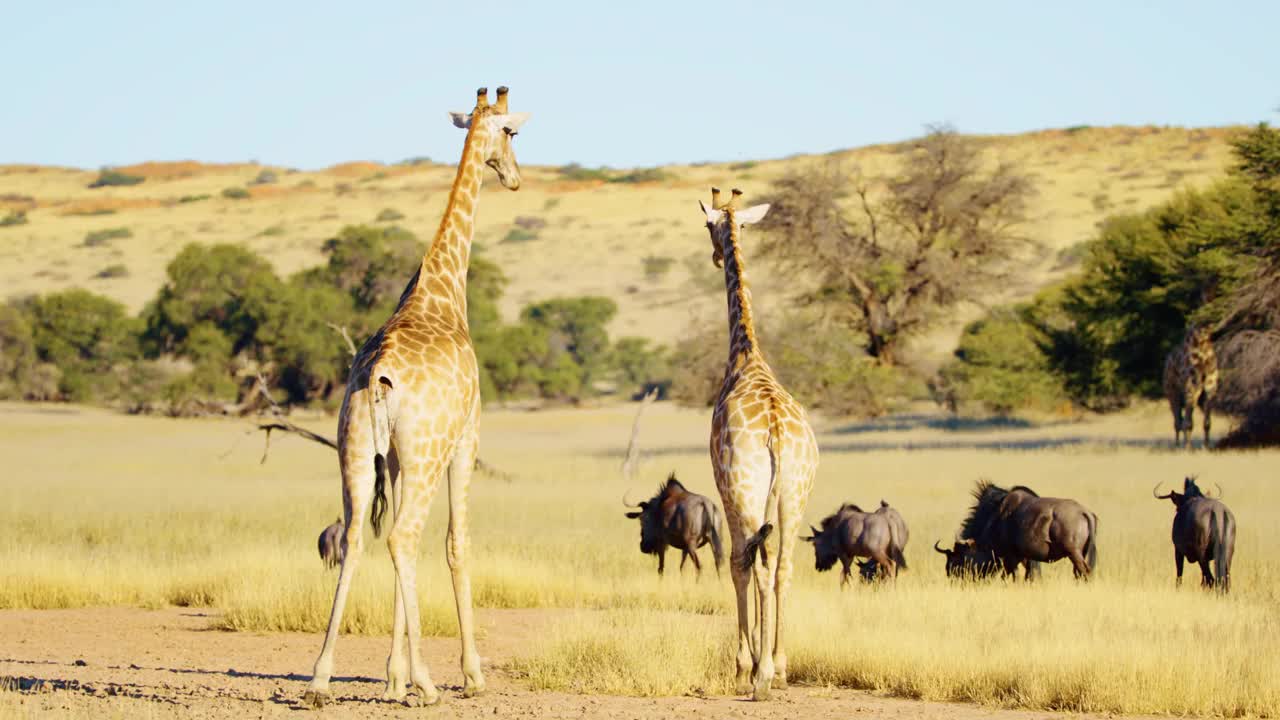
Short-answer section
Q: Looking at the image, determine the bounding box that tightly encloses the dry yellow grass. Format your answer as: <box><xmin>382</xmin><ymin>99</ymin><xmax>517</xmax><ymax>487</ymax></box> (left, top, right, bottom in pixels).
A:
<box><xmin>1</xmin><ymin>400</ymin><xmax>1277</xmax><ymax>715</ymax></box>
<box><xmin>0</xmin><ymin>125</ymin><xmax>1240</xmax><ymax>365</ymax></box>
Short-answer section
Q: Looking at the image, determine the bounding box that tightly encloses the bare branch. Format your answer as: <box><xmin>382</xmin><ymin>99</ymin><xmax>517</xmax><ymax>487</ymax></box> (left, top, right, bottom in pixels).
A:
<box><xmin>621</xmin><ymin>387</ymin><xmax>659</xmax><ymax>483</ymax></box>
<box><xmin>327</xmin><ymin>322</ymin><xmax>358</xmax><ymax>358</ymax></box>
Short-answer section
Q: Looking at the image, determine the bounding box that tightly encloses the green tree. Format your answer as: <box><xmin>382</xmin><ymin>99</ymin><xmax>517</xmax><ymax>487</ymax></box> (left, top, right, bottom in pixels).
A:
<box><xmin>939</xmin><ymin>307</ymin><xmax>1066</xmax><ymax>414</ymax></box>
<box><xmin>0</xmin><ymin>303</ymin><xmax>37</xmax><ymax>399</ymax></box>
<box><xmin>26</xmin><ymin>289</ymin><xmax>140</xmax><ymax>401</ymax></box>
<box><xmin>303</xmin><ymin>225</ymin><xmax>421</xmax><ymax>312</ymax></box>
<box><xmin>520</xmin><ymin>296</ymin><xmax>617</xmax><ymax>389</ymax></box>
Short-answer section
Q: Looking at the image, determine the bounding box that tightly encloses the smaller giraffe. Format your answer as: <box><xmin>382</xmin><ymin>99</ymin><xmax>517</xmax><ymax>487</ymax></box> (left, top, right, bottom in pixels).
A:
<box><xmin>1163</xmin><ymin>325</ymin><xmax>1219</xmax><ymax>449</ymax></box>
<box><xmin>700</xmin><ymin>187</ymin><xmax>819</xmax><ymax>701</ymax></box>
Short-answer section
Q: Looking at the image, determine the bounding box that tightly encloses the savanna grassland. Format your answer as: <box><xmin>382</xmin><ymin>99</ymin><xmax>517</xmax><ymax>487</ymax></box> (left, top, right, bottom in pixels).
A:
<box><xmin>2</xmin><ymin>401</ymin><xmax>1277</xmax><ymax>717</ymax></box>
<box><xmin>0</xmin><ymin>125</ymin><xmax>1238</xmax><ymax>361</ymax></box>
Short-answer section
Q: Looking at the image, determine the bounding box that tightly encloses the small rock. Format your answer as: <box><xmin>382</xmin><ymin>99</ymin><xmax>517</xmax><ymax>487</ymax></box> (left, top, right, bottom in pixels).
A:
<box><xmin>73</xmin><ymin>659</ymin><xmax>88</xmax><ymax>667</ymax></box>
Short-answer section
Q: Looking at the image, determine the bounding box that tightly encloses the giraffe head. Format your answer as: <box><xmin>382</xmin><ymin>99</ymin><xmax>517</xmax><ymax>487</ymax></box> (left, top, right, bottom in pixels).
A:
<box><xmin>449</xmin><ymin>86</ymin><xmax>531</xmax><ymax>190</ymax></box>
<box><xmin>697</xmin><ymin>187</ymin><xmax>770</xmax><ymax>268</ymax></box>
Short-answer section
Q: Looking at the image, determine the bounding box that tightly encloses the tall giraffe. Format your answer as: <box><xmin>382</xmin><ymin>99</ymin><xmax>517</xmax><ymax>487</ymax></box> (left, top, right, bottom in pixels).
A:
<box><xmin>304</xmin><ymin>87</ymin><xmax>530</xmax><ymax>708</ymax></box>
<box><xmin>699</xmin><ymin>187</ymin><xmax>819</xmax><ymax>700</ymax></box>
<box><xmin>1163</xmin><ymin>324</ymin><xmax>1219</xmax><ymax>449</ymax></box>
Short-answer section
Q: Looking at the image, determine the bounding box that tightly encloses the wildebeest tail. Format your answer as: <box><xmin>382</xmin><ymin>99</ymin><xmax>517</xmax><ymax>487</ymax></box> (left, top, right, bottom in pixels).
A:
<box><xmin>740</xmin><ymin>400</ymin><xmax>783</xmax><ymax>574</ymax></box>
<box><xmin>1085</xmin><ymin>512</ymin><xmax>1098</xmax><ymax>572</ymax></box>
<box><xmin>368</xmin><ymin>369</ymin><xmax>394</xmax><ymax>538</ymax></box>
<box><xmin>706</xmin><ymin>503</ymin><xmax>725</xmax><ymax>575</ymax></box>
<box><xmin>1211</xmin><ymin>508</ymin><xmax>1231</xmax><ymax>592</ymax></box>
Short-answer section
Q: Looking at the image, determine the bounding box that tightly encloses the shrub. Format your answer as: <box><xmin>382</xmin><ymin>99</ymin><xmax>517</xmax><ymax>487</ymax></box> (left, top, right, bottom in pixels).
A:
<box><xmin>257</xmin><ymin>224</ymin><xmax>286</xmax><ymax>237</ymax></box>
<box><xmin>513</xmin><ymin>215</ymin><xmax>547</xmax><ymax>231</ymax></box>
<box><xmin>178</xmin><ymin>194</ymin><xmax>211</xmax><ymax>203</ymax></box>
<box><xmin>502</xmin><ymin>228</ymin><xmax>539</xmax><ymax>244</ymax></box>
<box><xmin>375</xmin><ymin>208</ymin><xmax>405</xmax><ymax>223</ymax></box>
<box><xmin>642</xmin><ymin>255</ymin><xmax>675</xmax><ymax>281</ymax></box>
<box><xmin>88</xmin><ymin>169</ymin><xmax>144</xmax><ymax>188</ymax></box>
<box><xmin>939</xmin><ymin>307</ymin><xmax>1067</xmax><ymax>414</ymax></box>
<box><xmin>249</xmin><ymin>169</ymin><xmax>278</xmax><ymax>185</ymax></box>
<box><xmin>95</xmin><ymin>264</ymin><xmax>130</xmax><ymax>279</ymax></box>
<box><xmin>0</xmin><ymin>210</ymin><xmax>27</xmax><ymax>227</ymax></box>
<box><xmin>729</xmin><ymin>161</ymin><xmax>758</xmax><ymax>171</ymax></box>
<box><xmin>557</xmin><ymin>164</ymin><xmax>612</xmax><ymax>182</ymax></box>
<box><xmin>221</xmin><ymin>187</ymin><xmax>250</xmax><ymax>200</ymax></box>
<box><xmin>608</xmin><ymin>168</ymin><xmax>669</xmax><ymax>184</ymax></box>
<box><xmin>83</xmin><ymin>227</ymin><xmax>132</xmax><ymax>247</ymax></box>
<box><xmin>398</xmin><ymin>156</ymin><xmax>432</xmax><ymax>166</ymax></box>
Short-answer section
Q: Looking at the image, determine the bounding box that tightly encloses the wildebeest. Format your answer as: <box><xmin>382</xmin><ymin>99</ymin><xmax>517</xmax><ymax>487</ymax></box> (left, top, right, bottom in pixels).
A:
<box><xmin>960</xmin><ymin>480</ymin><xmax>1098</xmax><ymax>580</ymax></box>
<box><xmin>623</xmin><ymin>473</ymin><xmax>725</xmax><ymax>577</ymax></box>
<box><xmin>317</xmin><ymin>518</ymin><xmax>344</xmax><ymax>569</ymax></box>
<box><xmin>933</xmin><ymin>538</ymin><xmax>1000</xmax><ymax>579</ymax></box>
<box><xmin>1153</xmin><ymin>477</ymin><xmax>1236</xmax><ymax>592</ymax></box>
<box><xmin>803</xmin><ymin>501</ymin><xmax>908</xmax><ymax>586</ymax></box>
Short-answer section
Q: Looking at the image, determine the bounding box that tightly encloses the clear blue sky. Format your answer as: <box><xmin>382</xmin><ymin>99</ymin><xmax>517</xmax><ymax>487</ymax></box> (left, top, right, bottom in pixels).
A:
<box><xmin>4</xmin><ymin>1</ymin><xmax>1277</xmax><ymax>169</ymax></box>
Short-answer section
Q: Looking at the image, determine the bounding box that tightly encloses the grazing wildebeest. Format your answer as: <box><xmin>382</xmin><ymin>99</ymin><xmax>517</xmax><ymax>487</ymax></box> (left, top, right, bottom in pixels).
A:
<box><xmin>933</xmin><ymin>538</ymin><xmax>1000</xmax><ymax>580</ymax></box>
<box><xmin>1153</xmin><ymin>477</ymin><xmax>1236</xmax><ymax>592</ymax></box>
<box><xmin>960</xmin><ymin>480</ymin><xmax>1098</xmax><ymax>580</ymax></box>
<box><xmin>803</xmin><ymin>501</ymin><xmax>908</xmax><ymax>586</ymax></box>
<box><xmin>317</xmin><ymin>518</ymin><xmax>344</xmax><ymax>569</ymax></box>
<box><xmin>623</xmin><ymin>473</ymin><xmax>725</xmax><ymax>577</ymax></box>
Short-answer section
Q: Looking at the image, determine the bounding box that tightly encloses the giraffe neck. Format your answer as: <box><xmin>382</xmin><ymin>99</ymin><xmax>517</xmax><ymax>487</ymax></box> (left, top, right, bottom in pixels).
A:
<box><xmin>721</xmin><ymin>213</ymin><xmax>760</xmax><ymax>367</ymax></box>
<box><xmin>410</xmin><ymin>120</ymin><xmax>491</xmax><ymax>323</ymax></box>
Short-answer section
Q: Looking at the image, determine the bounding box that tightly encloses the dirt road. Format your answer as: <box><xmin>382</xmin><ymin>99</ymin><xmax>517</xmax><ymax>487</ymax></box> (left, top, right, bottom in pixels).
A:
<box><xmin>0</xmin><ymin>607</ymin><xmax>1155</xmax><ymax>719</ymax></box>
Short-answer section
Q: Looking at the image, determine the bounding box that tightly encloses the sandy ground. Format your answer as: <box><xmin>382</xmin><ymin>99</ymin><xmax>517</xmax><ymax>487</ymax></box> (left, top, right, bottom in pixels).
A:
<box><xmin>0</xmin><ymin>607</ymin><xmax>1157</xmax><ymax>720</ymax></box>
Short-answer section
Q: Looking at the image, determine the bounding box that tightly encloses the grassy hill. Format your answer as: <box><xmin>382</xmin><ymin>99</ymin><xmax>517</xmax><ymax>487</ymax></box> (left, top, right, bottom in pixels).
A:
<box><xmin>0</xmin><ymin>125</ymin><xmax>1241</xmax><ymax>366</ymax></box>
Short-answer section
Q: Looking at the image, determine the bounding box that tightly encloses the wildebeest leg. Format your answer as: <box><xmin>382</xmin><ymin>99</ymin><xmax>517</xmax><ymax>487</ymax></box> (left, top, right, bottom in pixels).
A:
<box><xmin>658</xmin><ymin>548</ymin><xmax>666</xmax><ymax>576</ymax></box>
<box><xmin>871</xmin><ymin>550</ymin><xmax>894</xmax><ymax>581</ymax></box>
<box><xmin>1174</xmin><ymin>550</ymin><xmax>1185</xmax><ymax>587</ymax></box>
<box><xmin>1069</xmin><ymin>549</ymin><xmax>1090</xmax><ymax>580</ymax></box>
<box><xmin>1002</xmin><ymin>556</ymin><xmax>1020</xmax><ymax>580</ymax></box>
<box><xmin>1198</xmin><ymin>558</ymin><xmax>1214</xmax><ymax>588</ymax></box>
<box><xmin>840</xmin><ymin>558</ymin><xmax>852</xmax><ymax>589</ymax></box>
<box><xmin>680</xmin><ymin>551</ymin><xmax>688</xmax><ymax>574</ymax></box>
<box><xmin>689</xmin><ymin>548</ymin><xmax>703</xmax><ymax>579</ymax></box>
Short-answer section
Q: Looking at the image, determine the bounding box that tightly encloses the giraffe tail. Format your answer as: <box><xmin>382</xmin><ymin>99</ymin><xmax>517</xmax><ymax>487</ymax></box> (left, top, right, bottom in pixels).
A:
<box><xmin>368</xmin><ymin>368</ymin><xmax>395</xmax><ymax>538</ymax></box>
<box><xmin>740</xmin><ymin>401</ymin><xmax>783</xmax><ymax>574</ymax></box>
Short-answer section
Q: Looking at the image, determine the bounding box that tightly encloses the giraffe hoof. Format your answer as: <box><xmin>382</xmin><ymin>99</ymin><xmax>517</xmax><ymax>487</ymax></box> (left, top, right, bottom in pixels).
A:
<box><xmin>406</xmin><ymin>686</ymin><xmax>442</xmax><ymax>707</ymax></box>
<box><xmin>752</xmin><ymin>684</ymin><xmax>772</xmax><ymax>702</ymax></box>
<box><xmin>735</xmin><ymin>680</ymin><xmax>753</xmax><ymax>695</ymax></box>
<box><xmin>380</xmin><ymin>685</ymin><xmax>407</xmax><ymax>702</ymax></box>
<box><xmin>462</xmin><ymin>683</ymin><xmax>485</xmax><ymax>699</ymax></box>
<box><xmin>772</xmin><ymin>675</ymin><xmax>788</xmax><ymax>690</ymax></box>
<box><xmin>302</xmin><ymin>690</ymin><xmax>331</xmax><ymax>709</ymax></box>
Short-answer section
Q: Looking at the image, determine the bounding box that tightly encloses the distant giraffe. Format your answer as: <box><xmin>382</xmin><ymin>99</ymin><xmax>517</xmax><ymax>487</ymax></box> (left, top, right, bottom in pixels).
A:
<box><xmin>1163</xmin><ymin>325</ymin><xmax>1219</xmax><ymax>449</ymax></box>
<box><xmin>304</xmin><ymin>87</ymin><xmax>530</xmax><ymax>708</ymax></box>
<box><xmin>699</xmin><ymin>187</ymin><xmax>819</xmax><ymax>701</ymax></box>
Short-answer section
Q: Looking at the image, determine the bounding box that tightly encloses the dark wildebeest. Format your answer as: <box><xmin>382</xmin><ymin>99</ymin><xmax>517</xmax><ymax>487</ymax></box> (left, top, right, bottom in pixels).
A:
<box><xmin>960</xmin><ymin>480</ymin><xmax>1098</xmax><ymax>580</ymax></box>
<box><xmin>804</xmin><ymin>501</ymin><xmax>908</xmax><ymax>587</ymax></box>
<box><xmin>317</xmin><ymin>518</ymin><xmax>344</xmax><ymax>569</ymax></box>
<box><xmin>933</xmin><ymin>538</ymin><xmax>1000</xmax><ymax>580</ymax></box>
<box><xmin>1153</xmin><ymin>477</ymin><xmax>1236</xmax><ymax>592</ymax></box>
<box><xmin>623</xmin><ymin>473</ymin><xmax>725</xmax><ymax>577</ymax></box>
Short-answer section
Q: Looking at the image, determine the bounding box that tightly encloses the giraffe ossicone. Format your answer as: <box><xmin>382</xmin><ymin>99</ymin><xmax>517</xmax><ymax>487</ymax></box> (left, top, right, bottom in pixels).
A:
<box><xmin>304</xmin><ymin>85</ymin><xmax>529</xmax><ymax>709</ymax></box>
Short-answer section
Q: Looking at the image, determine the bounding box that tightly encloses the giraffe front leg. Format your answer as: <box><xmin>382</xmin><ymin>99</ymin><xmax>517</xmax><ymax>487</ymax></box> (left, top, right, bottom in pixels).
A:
<box><xmin>447</xmin><ymin>415</ymin><xmax>485</xmax><ymax>698</ymax></box>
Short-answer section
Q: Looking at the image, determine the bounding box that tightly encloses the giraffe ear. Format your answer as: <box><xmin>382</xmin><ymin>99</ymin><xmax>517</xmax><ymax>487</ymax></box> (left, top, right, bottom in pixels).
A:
<box><xmin>698</xmin><ymin>200</ymin><xmax>724</xmax><ymax>225</ymax></box>
<box><xmin>489</xmin><ymin>112</ymin><xmax>531</xmax><ymax>132</ymax></box>
<box><xmin>736</xmin><ymin>203</ymin><xmax>771</xmax><ymax>226</ymax></box>
<box><xmin>448</xmin><ymin>111</ymin><xmax>473</xmax><ymax>129</ymax></box>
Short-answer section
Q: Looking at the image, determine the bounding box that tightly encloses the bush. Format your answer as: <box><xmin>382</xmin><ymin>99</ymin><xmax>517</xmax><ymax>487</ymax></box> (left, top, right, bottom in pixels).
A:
<box><xmin>95</xmin><ymin>264</ymin><xmax>130</xmax><ymax>279</ymax></box>
<box><xmin>557</xmin><ymin>164</ymin><xmax>612</xmax><ymax>182</ymax></box>
<box><xmin>502</xmin><ymin>228</ymin><xmax>539</xmax><ymax>244</ymax></box>
<box><xmin>178</xmin><ymin>194</ymin><xmax>211</xmax><ymax>203</ymax></box>
<box><xmin>89</xmin><ymin>169</ymin><xmax>144</xmax><ymax>188</ymax></box>
<box><xmin>375</xmin><ymin>208</ymin><xmax>405</xmax><ymax>222</ymax></box>
<box><xmin>939</xmin><ymin>308</ymin><xmax>1067</xmax><ymax>414</ymax></box>
<box><xmin>221</xmin><ymin>187</ymin><xmax>250</xmax><ymax>200</ymax></box>
<box><xmin>83</xmin><ymin>227</ymin><xmax>132</xmax><ymax>246</ymax></box>
<box><xmin>0</xmin><ymin>210</ymin><xmax>28</xmax><ymax>228</ymax></box>
<box><xmin>513</xmin><ymin>215</ymin><xmax>547</xmax><ymax>231</ymax></box>
<box><xmin>26</xmin><ymin>290</ymin><xmax>140</xmax><ymax>402</ymax></box>
<box><xmin>608</xmin><ymin>168</ymin><xmax>670</xmax><ymax>184</ymax></box>
<box><xmin>642</xmin><ymin>255</ymin><xmax>675</xmax><ymax>281</ymax></box>
<box><xmin>249</xmin><ymin>170</ymin><xmax>278</xmax><ymax>186</ymax></box>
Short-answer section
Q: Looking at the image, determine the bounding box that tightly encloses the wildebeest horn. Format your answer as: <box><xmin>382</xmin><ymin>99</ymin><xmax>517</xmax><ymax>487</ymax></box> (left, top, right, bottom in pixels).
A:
<box><xmin>1152</xmin><ymin>482</ymin><xmax>1172</xmax><ymax>499</ymax></box>
<box><xmin>1209</xmin><ymin>483</ymin><xmax>1223</xmax><ymax>499</ymax></box>
<box><xmin>622</xmin><ymin>490</ymin><xmax>641</xmax><ymax>508</ymax></box>
<box><xmin>934</xmin><ymin>540</ymin><xmax>949</xmax><ymax>555</ymax></box>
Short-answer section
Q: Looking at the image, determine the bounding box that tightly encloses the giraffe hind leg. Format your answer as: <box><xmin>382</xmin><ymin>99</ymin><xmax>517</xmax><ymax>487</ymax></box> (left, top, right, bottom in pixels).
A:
<box><xmin>446</xmin><ymin>409</ymin><xmax>485</xmax><ymax>697</ymax></box>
